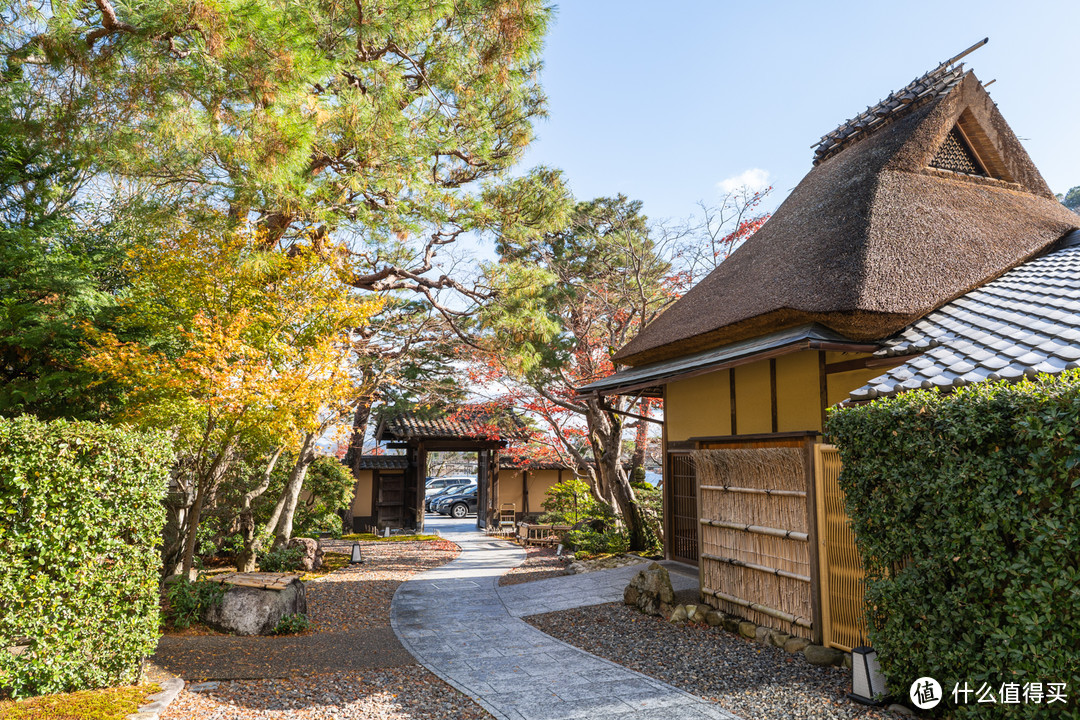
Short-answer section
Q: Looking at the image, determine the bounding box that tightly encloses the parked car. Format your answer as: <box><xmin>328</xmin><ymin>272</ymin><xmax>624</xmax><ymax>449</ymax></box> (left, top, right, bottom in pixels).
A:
<box><xmin>425</xmin><ymin>475</ymin><xmax>475</xmax><ymax>498</ymax></box>
<box><xmin>434</xmin><ymin>486</ymin><xmax>478</xmax><ymax>518</ymax></box>
<box><xmin>425</xmin><ymin>482</ymin><xmax>475</xmax><ymax>512</ymax></box>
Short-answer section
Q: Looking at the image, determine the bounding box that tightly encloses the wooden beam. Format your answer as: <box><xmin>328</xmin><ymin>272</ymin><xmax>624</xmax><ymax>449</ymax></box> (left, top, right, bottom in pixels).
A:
<box><xmin>824</xmin><ymin>353</ymin><xmax>919</xmax><ymax>375</ymax></box>
<box><xmin>804</xmin><ymin>438</ymin><xmax>824</xmax><ymax>645</ymax></box>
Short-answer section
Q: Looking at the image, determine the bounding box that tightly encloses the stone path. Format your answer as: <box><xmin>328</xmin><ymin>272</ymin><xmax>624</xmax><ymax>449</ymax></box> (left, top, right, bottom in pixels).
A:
<box><xmin>391</xmin><ymin>518</ymin><xmax>740</xmax><ymax>720</ymax></box>
<box><xmin>496</xmin><ymin>558</ymin><xmax>699</xmax><ymax>618</ymax></box>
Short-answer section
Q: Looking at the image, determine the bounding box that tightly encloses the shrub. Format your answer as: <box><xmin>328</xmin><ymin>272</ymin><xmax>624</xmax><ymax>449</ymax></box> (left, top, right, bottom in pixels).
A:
<box><xmin>164</xmin><ymin>575</ymin><xmax>225</xmax><ymax>629</ymax></box>
<box><xmin>540</xmin><ymin>478</ymin><xmax>613</xmax><ymax>525</ymax></box>
<box><xmin>272</xmin><ymin>613</ymin><xmax>310</xmax><ymax>635</ymax></box>
<box><xmin>0</xmin><ymin>417</ymin><xmax>172</xmax><ymax>698</ymax></box>
<box><xmin>828</xmin><ymin>374</ymin><xmax>1080</xmax><ymax>717</ymax></box>
<box><xmin>257</xmin><ymin>545</ymin><xmax>305</xmax><ymax>572</ymax></box>
<box><xmin>565</xmin><ymin>527</ymin><xmax>629</xmax><ymax>557</ymax></box>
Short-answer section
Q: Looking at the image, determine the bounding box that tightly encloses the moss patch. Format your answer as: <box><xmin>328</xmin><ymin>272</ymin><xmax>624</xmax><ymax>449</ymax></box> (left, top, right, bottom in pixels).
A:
<box><xmin>0</xmin><ymin>684</ymin><xmax>160</xmax><ymax>719</ymax></box>
<box><xmin>300</xmin><ymin>551</ymin><xmax>350</xmax><ymax>579</ymax></box>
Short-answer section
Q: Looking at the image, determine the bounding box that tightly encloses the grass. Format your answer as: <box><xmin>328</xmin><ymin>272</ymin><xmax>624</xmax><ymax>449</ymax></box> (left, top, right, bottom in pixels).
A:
<box><xmin>340</xmin><ymin>533</ymin><xmax>442</xmax><ymax>542</ymax></box>
<box><xmin>0</xmin><ymin>684</ymin><xmax>160</xmax><ymax>720</ymax></box>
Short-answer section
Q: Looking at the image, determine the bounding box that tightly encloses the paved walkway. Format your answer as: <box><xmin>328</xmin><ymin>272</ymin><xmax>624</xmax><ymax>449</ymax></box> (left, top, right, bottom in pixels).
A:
<box><xmin>391</xmin><ymin>517</ymin><xmax>739</xmax><ymax>720</ymax></box>
<box><xmin>497</xmin><ymin>558</ymin><xmax>699</xmax><ymax>617</ymax></box>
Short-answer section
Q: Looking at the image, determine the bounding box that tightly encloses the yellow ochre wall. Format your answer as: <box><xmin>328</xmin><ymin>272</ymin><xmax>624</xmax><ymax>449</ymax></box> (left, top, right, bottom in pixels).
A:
<box><xmin>666</xmin><ymin>370</ymin><xmax>731</xmax><ymax>441</ymax></box>
<box><xmin>350</xmin><ymin>470</ymin><xmax>374</xmax><ymax>517</ymax></box>
<box><xmin>664</xmin><ymin>350</ymin><xmax>886</xmax><ymax>441</ymax></box>
<box><xmin>498</xmin><ymin>468</ymin><xmax>565</xmax><ymax>514</ymax></box>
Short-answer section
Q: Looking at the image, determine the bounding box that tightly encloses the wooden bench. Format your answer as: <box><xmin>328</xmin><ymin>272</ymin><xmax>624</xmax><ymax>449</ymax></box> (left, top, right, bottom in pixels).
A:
<box><xmin>516</xmin><ymin>523</ymin><xmax>571</xmax><ymax>546</ymax></box>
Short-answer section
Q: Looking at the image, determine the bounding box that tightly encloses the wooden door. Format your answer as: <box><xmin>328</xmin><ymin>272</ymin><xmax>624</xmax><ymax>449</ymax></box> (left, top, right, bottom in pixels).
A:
<box><xmin>375</xmin><ymin>471</ymin><xmax>405</xmax><ymax>529</ymax></box>
<box><xmin>668</xmin><ymin>453</ymin><xmax>698</xmax><ymax>564</ymax></box>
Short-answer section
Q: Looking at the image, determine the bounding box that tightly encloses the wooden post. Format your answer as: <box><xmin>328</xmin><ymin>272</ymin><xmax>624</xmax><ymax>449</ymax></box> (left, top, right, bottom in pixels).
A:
<box><xmin>476</xmin><ymin>449</ymin><xmax>487</xmax><ymax>530</ymax></box>
<box><xmin>803</xmin><ymin>437</ymin><xmax>824</xmax><ymax>644</ymax></box>
<box><xmin>488</xmin><ymin>449</ymin><xmax>500</xmax><ymax>531</ymax></box>
<box><xmin>522</xmin><ymin>469</ymin><xmax>529</xmax><ymax>515</ymax></box>
<box><xmin>416</xmin><ymin>443</ymin><xmax>427</xmax><ymax>533</ymax></box>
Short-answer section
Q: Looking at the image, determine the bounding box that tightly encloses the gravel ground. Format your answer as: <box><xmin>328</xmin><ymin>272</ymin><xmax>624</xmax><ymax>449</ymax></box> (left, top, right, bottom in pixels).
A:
<box><xmin>161</xmin><ymin>668</ymin><xmax>492</xmax><ymax>720</ymax></box>
<box><xmin>160</xmin><ymin>537</ymin><xmax>493</xmax><ymax>719</ymax></box>
<box><xmin>526</xmin><ymin>602</ymin><xmax>892</xmax><ymax>720</ymax></box>
<box><xmin>497</xmin><ymin>545</ymin><xmax>568</xmax><ymax>586</ymax></box>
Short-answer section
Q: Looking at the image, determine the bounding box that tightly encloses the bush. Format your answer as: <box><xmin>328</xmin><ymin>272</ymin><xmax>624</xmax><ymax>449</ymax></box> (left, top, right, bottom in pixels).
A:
<box><xmin>0</xmin><ymin>417</ymin><xmax>172</xmax><ymax>698</ymax></box>
<box><xmin>828</xmin><ymin>374</ymin><xmax>1080</xmax><ymax>717</ymax></box>
<box><xmin>164</xmin><ymin>575</ymin><xmax>225</xmax><ymax>629</ymax></box>
<box><xmin>272</xmin><ymin>613</ymin><xmax>310</xmax><ymax>635</ymax></box>
<box><xmin>257</xmin><ymin>545</ymin><xmax>304</xmax><ymax>572</ymax></box>
<box><xmin>539</xmin><ymin>478</ymin><xmax>613</xmax><ymax>525</ymax></box>
<box><xmin>565</xmin><ymin>527</ymin><xmax>629</xmax><ymax>557</ymax></box>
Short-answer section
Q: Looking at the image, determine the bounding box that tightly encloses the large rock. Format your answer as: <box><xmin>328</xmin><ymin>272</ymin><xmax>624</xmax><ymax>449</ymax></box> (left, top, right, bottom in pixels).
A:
<box><xmin>803</xmin><ymin>644</ymin><xmax>846</xmax><ymax>667</ymax></box>
<box><xmin>623</xmin><ymin>562</ymin><xmax>676</xmax><ymax>616</ymax></box>
<box><xmin>287</xmin><ymin>537</ymin><xmax>324</xmax><ymax>571</ymax></box>
<box><xmin>204</xmin><ymin>577</ymin><xmax>307</xmax><ymax>636</ymax></box>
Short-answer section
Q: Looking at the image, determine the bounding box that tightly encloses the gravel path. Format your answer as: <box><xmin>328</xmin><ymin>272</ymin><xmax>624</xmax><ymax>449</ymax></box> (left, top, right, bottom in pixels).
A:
<box><xmin>497</xmin><ymin>546</ymin><xmax>566</xmax><ymax>586</ymax></box>
<box><xmin>162</xmin><ymin>668</ymin><xmax>492</xmax><ymax>720</ymax></box>
<box><xmin>526</xmin><ymin>603</ymin><xmax>892</xmax><ymax>720</ymax></box>
<box><xmin>160</xmin><ymin>537</ymin><xmax>494</xmax><ymax>720</ymax></box>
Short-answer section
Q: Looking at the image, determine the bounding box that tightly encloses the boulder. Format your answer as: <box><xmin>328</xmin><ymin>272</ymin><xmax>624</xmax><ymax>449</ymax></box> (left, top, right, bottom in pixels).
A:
<box><xmin>754</xmin><ymin>626</ymin><xmax>772</xmax><ymax>645</ymax></box>
<box><xmin>738</xmin><ymin>621</ymin><xmax>757</xmax><ymax>639</ymax></box>
<box><xmin>803</xmin><ymin>644</ymin><xmax>846</xmax><ymax>667</ymax></box>
<box><xmin>705</xmin><ymin>610</ymin><xmax>723</xmax><ymax>627</ymax></box>
<box><xmin>669</xmin><ymin>605</ymin><xmax>688</xmax><ymax>623</ymax></box>
<box><xmin>722</xmin><ymin>617</ymin><xmax>742</xmax><ymax>633</ymax></box>
<box><xmin>204</xmin><ymin>577</ymin><xmax>307</xmax><ymax>636</ymax></box>
<box><xmin>287</xmin><ymin>537</ymin><xmax>323</xmax><ymax>571</ymax></box>
<box><xmin>623</xmin><ymin>563</ymin><xmax>676</xmax><ymax>617</ymax></box>
<box><xmin>684</xmin><ymin>604</ymin><xmax>699</xmax><ymax>621</ymax></box>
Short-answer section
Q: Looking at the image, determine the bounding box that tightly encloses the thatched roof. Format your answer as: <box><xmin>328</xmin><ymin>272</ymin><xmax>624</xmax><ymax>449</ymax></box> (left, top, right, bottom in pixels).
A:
<box><xmin>615</xmin><ymin>69</ymin><xmax>1079</xmax><ymax>366</ymax></box>
<box><xmin>374</xmin><ymin>407</ymin><xmax>527</xmax><ymax>443</ymax></box>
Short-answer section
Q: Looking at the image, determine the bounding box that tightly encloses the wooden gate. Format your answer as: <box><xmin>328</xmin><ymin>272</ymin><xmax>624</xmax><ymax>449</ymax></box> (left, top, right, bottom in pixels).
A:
<box><xmin>814</xmin><ymin>444</ymin><xmax>869</xmax><ymax>652</ymax></box>
<box><xmin>668</xmin><ymin>453</ymin><xmax>699</xmax><ymax>564</ymax></box>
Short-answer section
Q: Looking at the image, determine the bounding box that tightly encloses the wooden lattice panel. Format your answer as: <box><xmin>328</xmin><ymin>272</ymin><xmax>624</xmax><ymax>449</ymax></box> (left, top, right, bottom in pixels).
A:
<box><xmin>931</xmin><ymin>126</ymin><xmax>986</xmax><ymax>176</ymax></box>
<box><xmin>814</xmin><ymin>444</ymin><xmax>869</xmax><ymax>652</ymax></box>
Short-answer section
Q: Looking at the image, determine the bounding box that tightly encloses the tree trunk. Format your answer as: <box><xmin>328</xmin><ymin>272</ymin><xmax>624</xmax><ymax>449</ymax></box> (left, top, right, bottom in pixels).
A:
<box><xmin>272</xmin><ymin>432</ymin><xmax>318</xmax><ymax>548</ymax></box>
<box><xmin>236</xmin><ymin>447</ymin><xmax>285</xmax><ymax>572</ymax></box>
<box><xmin>342</xmin><ymin>400</ymin><xmax>372</xmax><ymax>533</ymax></box>
<box><xmin>179</xmin><ymin>443</ymin><xmax>236</xmax><ymax>576</ymax></box>
<box><xmin>585</xmin><ymin>397</ymin><xmax>651</xmax><ymax>552</ymax></box>
<box><xmin>629</xmin><ymin>401</ymin><xmax>651</xmax><ymax>481</ymax></box>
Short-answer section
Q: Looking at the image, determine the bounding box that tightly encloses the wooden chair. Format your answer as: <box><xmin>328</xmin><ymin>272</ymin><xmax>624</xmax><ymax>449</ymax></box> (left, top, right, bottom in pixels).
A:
<box><xmin>498</xmin><ymin>503</ymin><xmax>516</xmax><ymax>536</ymax></box>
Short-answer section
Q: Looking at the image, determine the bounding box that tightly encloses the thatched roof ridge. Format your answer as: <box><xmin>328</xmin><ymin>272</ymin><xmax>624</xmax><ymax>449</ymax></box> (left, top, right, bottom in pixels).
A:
<box><xmin>615</xmin><ymin>71</ymin><xmax>1079</xmax><ymax>367</ymax></box>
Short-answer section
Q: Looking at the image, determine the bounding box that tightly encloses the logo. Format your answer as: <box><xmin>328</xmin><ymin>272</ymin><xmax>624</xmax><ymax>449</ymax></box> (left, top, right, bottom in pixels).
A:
<box><xmin>911</xmin><ymin>677</ymin><xmax>942</xmax><ymax>709</ymax></box>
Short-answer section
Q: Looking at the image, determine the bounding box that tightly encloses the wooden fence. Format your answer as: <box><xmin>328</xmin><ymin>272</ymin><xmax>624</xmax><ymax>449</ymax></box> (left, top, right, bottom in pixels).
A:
<box><xmin>814</xmin><ymin>444</ymin><xmax>869</xmax><ymax>652</ymax></box>
<box><xmin>694</xmin><ymin>440</ymin><xmax>817</xmax><ymax>639</ymax></box>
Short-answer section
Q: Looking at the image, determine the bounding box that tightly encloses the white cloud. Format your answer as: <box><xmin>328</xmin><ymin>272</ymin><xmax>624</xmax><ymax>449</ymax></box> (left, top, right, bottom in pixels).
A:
<box><xmin>717</xmin><ymin>168</ymin><xmax>771</xmax><ymax>194</ymax></box>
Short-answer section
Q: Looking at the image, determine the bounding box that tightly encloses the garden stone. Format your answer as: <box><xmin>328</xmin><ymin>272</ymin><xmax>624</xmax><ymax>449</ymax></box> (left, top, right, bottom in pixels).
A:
<box><xmin>722</xmin><ymin>616</ymin><xmax>742</xmax><ymax>633</ymax></box>
<box><xmin>668</xmin><ymin>605</ymin><xmax>688</xmax><ymax>623</ymax></box>
<box><xmin>623</xmin><ymin>562</ymin><xmax>675</xmax><ymax>617</ymax></box>
<box><xmin>803</xmin><ymin>644</ymin><xmax>846</xmax><ymax>666</ymax></box>
<box><xmin>769</xmin><ymin>631</ymin><xmax>790</xmax><ymax>648</ymax></box>
<box><xmin>287</xmin><ymin>537</ymin><xmax>323</xmax><ymax>571</ymax></box>
<box><xmin>887</xmin><ymin>703</ymin><xmax>914</xmax><ymax>716</ymax></box>
<box><xmin>755</xmin><ymin>626</ymin><xmax>771</xmax><ymax>644</ymax></box>
<box><xmin>843</xmin><ymin>653</ymin><xmax>852</xmax><ymax>669</ymax></box>
<box><xmin>684</xmin><ymin>604</ymin><xmax>699</xmax><ymax>621</ymax></box>
<box><xmin>705</xmin><ymin>610</ymin><xmax>723</xmax><ymax>626</ymax></box>
<box><xmin>189</xmin><ymin>681</ymin><xmax>220</xmax><ymax>692</ymax></box>
<box><xmin>203</xmin><ymin>577</ymin><xmax>306</xmax><ymax>636</ymax></box>
<box><xmin>783</xmin><ymin>636</ymin><xmax>810</xmax><ymax>654</ymax></box>
<box><xmin>738</xmin><ymin>621</ymin><xmax>757</xmax><ymax>639</ymax></box>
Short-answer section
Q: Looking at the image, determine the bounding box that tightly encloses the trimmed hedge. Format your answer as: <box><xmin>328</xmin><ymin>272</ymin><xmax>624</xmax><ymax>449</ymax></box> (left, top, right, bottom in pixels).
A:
<box><xmin>0</xmin><ymin>417</ymin><xmax>172</xmax><ymax>698</ymax></box>
<box><xmin>828</xmin><ymin>374</ymin><xmax>1080</xmax><ymax>717</ymax></box>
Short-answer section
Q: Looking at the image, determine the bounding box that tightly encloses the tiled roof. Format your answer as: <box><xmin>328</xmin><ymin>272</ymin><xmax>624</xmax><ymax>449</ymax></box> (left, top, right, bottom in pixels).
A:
<box><xmin>376</xmin><ymin>408</ymin><xmax>527</xmax><ymax>442</ymax></box>
<box><xmin>353</xmin><ymin>455</ymin><xmax>408</xmax><ymax>470</ymax></box>
<box><xmin>850</xmin><ymin>230</ymin><xmax>1080</xmax><ymax>401</ymax></box>
<box><xmin>813</xmin><ymin>62</ymin><xmax>966</xmax><ymax>165</ymax></box>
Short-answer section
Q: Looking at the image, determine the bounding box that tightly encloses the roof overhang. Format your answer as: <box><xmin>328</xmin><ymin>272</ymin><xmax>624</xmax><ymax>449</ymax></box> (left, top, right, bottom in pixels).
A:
<box><xmin>577</xmin><ymin>324</ymin><xmax>880</xmax><ymax>397</ymax></box>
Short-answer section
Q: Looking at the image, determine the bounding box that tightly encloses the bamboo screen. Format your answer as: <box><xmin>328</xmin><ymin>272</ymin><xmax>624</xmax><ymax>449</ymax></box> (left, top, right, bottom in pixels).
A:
<box><xmin>694</xmin><ymin>448</ymin><xmax>813</xmax><ymax>638</ymax></box>
<box><xmin>814</xmin><ymin>444</ymin><xmax>869</xmax><ymax>652</ymax></box>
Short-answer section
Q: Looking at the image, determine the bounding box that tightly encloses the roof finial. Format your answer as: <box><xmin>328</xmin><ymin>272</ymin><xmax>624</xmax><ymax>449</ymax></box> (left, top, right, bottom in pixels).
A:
<box><xmin>945</xmin><ymin>38</ymin><xmax>988</xmax><ymax>68</ymax></box>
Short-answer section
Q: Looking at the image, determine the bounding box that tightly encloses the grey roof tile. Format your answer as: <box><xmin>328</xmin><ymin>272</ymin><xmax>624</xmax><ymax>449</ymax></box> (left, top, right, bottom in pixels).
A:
<box><xmin>852</xmin><ymin>234</ymin><xmax>1080</xmax><ymax>401</ymax></box>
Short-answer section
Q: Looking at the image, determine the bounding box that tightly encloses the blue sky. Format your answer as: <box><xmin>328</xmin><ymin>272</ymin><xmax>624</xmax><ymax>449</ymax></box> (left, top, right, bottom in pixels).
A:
<box><xmin>516</xmin><ymin>0</ymin><xmax>1080</xmax><ymax>226</ymax></box>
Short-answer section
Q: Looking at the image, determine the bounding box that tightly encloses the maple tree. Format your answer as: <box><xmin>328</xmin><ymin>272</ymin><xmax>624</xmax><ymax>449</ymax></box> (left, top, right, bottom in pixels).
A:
<box><xmin>85</xmin><ymin>225</ymin><xmax>378</xmax><ymax>574</ymax></box>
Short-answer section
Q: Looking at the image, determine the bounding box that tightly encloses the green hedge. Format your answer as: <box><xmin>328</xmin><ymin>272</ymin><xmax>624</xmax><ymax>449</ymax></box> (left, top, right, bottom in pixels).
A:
<box><xmin>0</xmin><ymin>417</ymin><xmax>172</xmax><ymax>698</ymax></box>
<box><xmin>828</xmin><ymin>375</ymin><xmax>1080</xmax><ymax>717</ymax></box>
